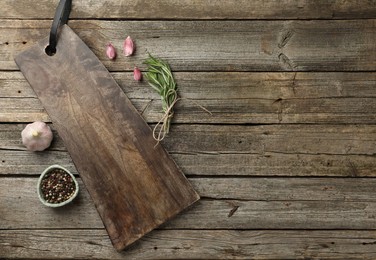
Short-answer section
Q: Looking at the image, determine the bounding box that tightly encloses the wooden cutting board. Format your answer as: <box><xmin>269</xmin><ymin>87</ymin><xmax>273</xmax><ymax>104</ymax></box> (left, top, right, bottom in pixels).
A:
<box><xmin>14</xmin><ymin>25</ymin><xmax>199</xmax><ymax>251</ymax></box>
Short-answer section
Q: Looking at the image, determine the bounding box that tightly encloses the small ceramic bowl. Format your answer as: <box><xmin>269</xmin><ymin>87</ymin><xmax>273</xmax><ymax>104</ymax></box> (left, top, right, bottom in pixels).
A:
<box><xmin>37</xmin><ymin>164</ymin><xmax>79</xmax><ymax>207</ymax></box>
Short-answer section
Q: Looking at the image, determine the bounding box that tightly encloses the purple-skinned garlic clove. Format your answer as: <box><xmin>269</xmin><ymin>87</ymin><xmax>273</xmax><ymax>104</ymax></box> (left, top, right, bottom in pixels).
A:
<box><xmin>133</xmin><ymin>67</ymin><xmax>142</xmax><ymax>81</ymax></box>
<box><xmin>106</xmin><ymin>43</ymin><xmax>116</xmax><ymax>60</ymax></box>
<box><xmin>123</xmin><ymin>36</ymin><xmax>135</xmax><ymax>56</ymax></box>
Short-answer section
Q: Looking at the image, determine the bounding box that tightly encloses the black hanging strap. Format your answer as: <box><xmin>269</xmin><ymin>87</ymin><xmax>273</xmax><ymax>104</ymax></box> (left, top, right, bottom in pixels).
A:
<box><xmin>48</xmin><ymin>0</ymin><xmax>72</xmax><ymax>53</ymax></box>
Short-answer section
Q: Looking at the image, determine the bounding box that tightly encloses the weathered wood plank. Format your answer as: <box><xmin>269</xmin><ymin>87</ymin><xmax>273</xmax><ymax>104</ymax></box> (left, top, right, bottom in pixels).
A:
<box><xmin>3</xmin><ymin>177</ymin><xmax>376</xmax><ymax>230</ymax></box>
<box><xmin>1</xmin><ymin>124</ymin><xmax>375</xmax><ymax>155</ymax></box>
<box><xmin>1</xmin><ymin>72</ymin><xmax>376</xmax><ymax>124</ymax></box>
<box><xmin>0</xmin><ymin>149</ymin><xmax>366</xmax><ymax>180</ymax></box>
<box><xmin>1</xmin><ymin>149</ymin><xmax>375</xmax><ymax>177</ymax></box>
<box><xmin>194</xmin><ymin>177</ymin><xmax>376</xmax><ymax>202</ymax></box>
<box><xmin>165</xmin><ymin>125</ymin><xmax>376</xmax><ymax>156</ymax></box>
<box><xmin>2</xmin><ymin>229</ymin><xmax>376</xmax><ymax>259</ymax></box>
<box><xmin>3</xmin><ymin>96</ymin><xmax>376</xmax><ymax>124</ymax></box>
<box><xmin>0</xmin><ymin>98</ymin><xmax>49</xmax><ymax>122</ymax></box>
<box><xmin>7</xmin><ymin>176</ymin><xmax>376</xmax><ymax>202</ymax></box>
<box><xmin>4</xmin><ymin>72</ymin><xmax>376</xmax><ymax>99</ymax></box>
<box><xmin>1</xmin><ymin>121</ymin><xmax>369</xmax><ymax>179</ymax></box>
<box><xmin>1</xmin><ymin>149</ymin><xmax>376</xmax><ymax>178</ymax></box>
<box><xmin>1</xmin><ymin>20</ymin><xmax>375</xmax><ymax>71</ymax></box>
<box><xmin>2</xmin><ymin>0</ymin><xmax>376</xmax><ymax>20</ymax></box>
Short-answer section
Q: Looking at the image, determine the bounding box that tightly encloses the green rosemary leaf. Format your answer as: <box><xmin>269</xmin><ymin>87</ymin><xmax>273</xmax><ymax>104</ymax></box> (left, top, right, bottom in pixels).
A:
<box><xmin>146</xmin><ymin>73</ymin><xmax>160</xmax><ymax>86</ymax></box>
<box><xmin>161</xmin><ymin>66</ymin><xmax>172</xmax><ymax>78</ymax></box>
<box><xmin>161</xmin><ymin>72</ymin><xmax>169</xmax><ymax>86</ymax></box>
<box><xmin>148</xmin><ymin>82</ymin><xmax>162</xmax><ymax>93</ymax></box>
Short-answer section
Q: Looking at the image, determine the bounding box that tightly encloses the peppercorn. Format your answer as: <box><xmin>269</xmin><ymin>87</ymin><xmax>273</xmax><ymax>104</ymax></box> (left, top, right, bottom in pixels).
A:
<box><xmin>40</xmin><ymin>169</ymin><xmax>76</xmax><ymax>204</ymax></box>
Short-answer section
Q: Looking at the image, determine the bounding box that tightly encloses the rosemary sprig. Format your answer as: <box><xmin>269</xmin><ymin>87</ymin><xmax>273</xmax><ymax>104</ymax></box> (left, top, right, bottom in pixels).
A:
<box><xmin>144</xmin><ymin>54</ymin><xmax>178</xmax><ymax>140</ymax></box>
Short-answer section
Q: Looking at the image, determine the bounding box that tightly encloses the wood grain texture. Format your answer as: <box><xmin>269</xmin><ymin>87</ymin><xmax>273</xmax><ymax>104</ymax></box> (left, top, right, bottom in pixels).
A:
<box><xmin>2</xmin><ymin>124</ymin><xmax>376</xmax><ymax>155</ymax></box>
<box><xmin>3</xmin><ymin>177</ymin><xmax>376</xmax><ymax>230</ymax></box>
<box><xmin>3</xmin><ymin>96</ymin><xmax>376</xmax><ymax>124</ymax></box>
<box><xmin>14</xmin><ymin>25</ymin><xmax>199</xmax><ymax>251</ymax></box>
<box><xmin>0</xmin><ymin>150</ymin><xmax>374</xmax><ymax>181</ymax></box>
<box><xmin>1</xmin><ymin>124</ymin><xmax>375</xmax><ymax>177</ymax></box>
<box><xmin>2</xmin><ymin>0</ymin><xmax>376</xmax><ymax>258</ymax></box>
<box><xmin>3</xmin><ymin>71</ymin><xmax>376</xmax><ymax>99</ymax></box>
<box><xmin>1</xmin><ymin>149</ymin><xmax>376</xmax><ymax>177</ymax></box>
<box><xmin>2</xmin><ymin>0</ymin><xmax>376</xmax><ymax>20</ymax></box>
<box><xmin>2</xmin><ymin>20</ymin><xmax>376</xmax><ymax>71</ymax></box>
<box><xmin>1</xmin><ymin>71</ymin><xmax>376</xmax><ymax>124</ymax></box>
<box><xmin>2</xmin><ymin>229</ymin><xmax>376</xmax><ymax>259</ymax></box>
<box><xmin>7</xmin><ymin>176</ymin><xmax>376</xmax><ymax>204</ymax></box>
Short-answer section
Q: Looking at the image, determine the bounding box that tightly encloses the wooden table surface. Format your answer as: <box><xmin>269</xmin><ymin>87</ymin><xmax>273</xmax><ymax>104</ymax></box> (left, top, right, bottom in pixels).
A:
<box><xmin>1</xmin><ymin>1</ymin><xmax>376</xmax><ymax>259</ymax></box>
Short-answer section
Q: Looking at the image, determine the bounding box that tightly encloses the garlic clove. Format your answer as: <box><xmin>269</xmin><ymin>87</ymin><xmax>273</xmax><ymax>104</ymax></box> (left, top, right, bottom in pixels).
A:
<box><xmin>106</xmin><ymin>43</ymin><xmax>116</xmax><ymax>60</ymax></box>
<box><xmin>133</xmin><ymin>67</ymin><xmax>142</xmax><ymax>81</ymax></box>
<box><xmin>123</xmin><ymin>36</ymin><xmax>135</xmax><ymax>56</ymax></box>
<box><xmin>21</xmin><ymin>121</ymin><xmax>53</xmax><ymax>152</ymax></box>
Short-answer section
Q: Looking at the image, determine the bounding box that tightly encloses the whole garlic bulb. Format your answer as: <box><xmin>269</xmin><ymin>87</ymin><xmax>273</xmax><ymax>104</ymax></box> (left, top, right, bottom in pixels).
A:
<box><xmin>21</xmin><ymin>121</ymin><xmax>53</xmax><ymax>151</ymax></box>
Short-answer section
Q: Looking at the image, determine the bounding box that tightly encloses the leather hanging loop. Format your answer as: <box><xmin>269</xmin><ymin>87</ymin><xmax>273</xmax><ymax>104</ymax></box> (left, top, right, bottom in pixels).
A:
<box><xmin>46</xmin><ymin>0</ymin><xmax>72</xmax><ymax>55</ymax></box>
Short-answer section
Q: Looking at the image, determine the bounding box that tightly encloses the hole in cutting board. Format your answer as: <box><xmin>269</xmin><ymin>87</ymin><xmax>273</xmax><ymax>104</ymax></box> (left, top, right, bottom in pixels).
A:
<box><xmin>45</xmin><ymin>45</ymin><xmax>56</xmax><ymax>56</ymax></box>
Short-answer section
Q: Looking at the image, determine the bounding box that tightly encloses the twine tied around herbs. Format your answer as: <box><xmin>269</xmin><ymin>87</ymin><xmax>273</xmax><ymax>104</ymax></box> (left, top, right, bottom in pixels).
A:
<box><xmin>144</xmin><ymin>54</ymin><xmax>211</xmax><ymax>145</ymax></box>
<box><xmin>152</xmin><ymin>89</ymin><xmax>178</xmax><ymax>143</ymax></box>
<box><xmin>152</xmin><ymin>92</ymin><xmax>212</xmax><ymax>145</ymax></box>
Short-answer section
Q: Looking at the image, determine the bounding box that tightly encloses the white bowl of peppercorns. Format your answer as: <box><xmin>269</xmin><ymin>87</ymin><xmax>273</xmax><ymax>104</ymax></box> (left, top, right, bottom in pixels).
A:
<box><xmin>37</xmin><ymin>165</ymin><xmax>79</xmax><ymax>207</ymax></box>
